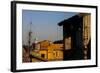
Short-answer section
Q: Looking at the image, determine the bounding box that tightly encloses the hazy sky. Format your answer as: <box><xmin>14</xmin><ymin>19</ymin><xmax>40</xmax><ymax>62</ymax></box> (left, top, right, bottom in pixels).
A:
<box><xmin>22</xmin><ymin>10</ymin><xmax>78</xmax><ymax>45</ymax></box>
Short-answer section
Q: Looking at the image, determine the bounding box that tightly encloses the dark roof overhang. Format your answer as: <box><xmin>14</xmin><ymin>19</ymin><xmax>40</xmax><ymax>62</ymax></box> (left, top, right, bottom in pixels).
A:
<box><xmin>58</xmin><ymin>15</ymin><xmax>80</xmax><ymax>26</ymax></box>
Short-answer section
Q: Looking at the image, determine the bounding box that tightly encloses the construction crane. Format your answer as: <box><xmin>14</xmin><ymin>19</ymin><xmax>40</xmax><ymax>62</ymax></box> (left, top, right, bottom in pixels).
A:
<box><xmin>28</xmin><ymin>21</ymin><xmax>32</xmax><ymax>62</ymax></box>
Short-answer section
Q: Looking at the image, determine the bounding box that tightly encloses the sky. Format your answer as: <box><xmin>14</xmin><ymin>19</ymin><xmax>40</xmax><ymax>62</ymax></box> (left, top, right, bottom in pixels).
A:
<box><xmin>22</xmin><ymin>10</ymin><xmax>78</xmax><ymax>45</ymax></box>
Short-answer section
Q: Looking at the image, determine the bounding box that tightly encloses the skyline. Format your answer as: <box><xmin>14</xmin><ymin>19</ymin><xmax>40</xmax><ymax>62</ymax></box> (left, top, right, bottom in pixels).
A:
<box><xmin>22</xmin><ymin>10</ymin><xmax>78</xmax><ymax>45</ymax></box>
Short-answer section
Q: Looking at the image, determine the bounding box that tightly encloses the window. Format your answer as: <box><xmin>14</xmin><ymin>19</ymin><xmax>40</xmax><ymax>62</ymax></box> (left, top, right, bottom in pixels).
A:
<box><xmin>41</xmin><ymin>54</ymin><xmax>45</xmax><ymax>58</ymax></box>
<box><xmin>65</xmin><ymin>37</ymin><xmax>71</xmax><ymax>50</ymax></box>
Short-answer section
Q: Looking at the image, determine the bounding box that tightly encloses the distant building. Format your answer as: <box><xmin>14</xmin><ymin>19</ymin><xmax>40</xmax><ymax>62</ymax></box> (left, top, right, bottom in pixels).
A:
<box><xmin>31</xmin><ymin>40</ymin><xmax>63</xmax><ymax>61</ymax></box>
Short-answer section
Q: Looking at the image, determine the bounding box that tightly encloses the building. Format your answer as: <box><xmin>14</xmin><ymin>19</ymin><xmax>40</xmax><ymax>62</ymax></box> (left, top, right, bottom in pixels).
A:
<box><xmin>31</xmin><ymin>40</ymin><xmax>63</xmax><ymax>62</ymax></box>
<box><xmin>58</xmin><ymin>13</ymin><xmax>91</xmax><ymax>60</ymax></box>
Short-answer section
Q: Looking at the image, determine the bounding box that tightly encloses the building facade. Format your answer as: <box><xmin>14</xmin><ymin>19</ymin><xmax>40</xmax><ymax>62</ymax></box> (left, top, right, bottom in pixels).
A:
<box><xmin>58</xmin><ymin>13</ymin><xmax>91</xmax><ymax>60</ymax></box>
<box><xmin>31</xmin><ymin>40</ymin><xmax>63</xmax><ymax>62</ymax></box>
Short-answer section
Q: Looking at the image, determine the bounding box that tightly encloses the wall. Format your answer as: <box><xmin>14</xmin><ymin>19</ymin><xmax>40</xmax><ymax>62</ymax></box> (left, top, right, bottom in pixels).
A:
<box><xmin>0</xmin><ymin>0</ymin><xmax>100</xmax><ymax>73</ymax></box>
